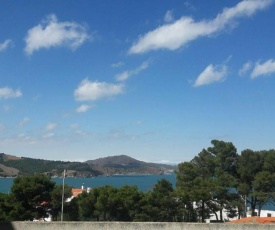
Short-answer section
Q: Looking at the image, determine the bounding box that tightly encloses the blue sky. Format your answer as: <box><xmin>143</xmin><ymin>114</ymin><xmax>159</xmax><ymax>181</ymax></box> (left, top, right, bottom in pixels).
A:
<box><xmin>1</xmin><ymin>0</ymin><xmax>275</xmax><ymax>163</ymax></box>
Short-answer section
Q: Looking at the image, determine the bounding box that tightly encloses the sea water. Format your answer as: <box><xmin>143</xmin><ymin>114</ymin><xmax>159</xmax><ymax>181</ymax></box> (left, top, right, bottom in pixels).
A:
<box><xmin>0</xmin><ymin>174</ymin><xmax>176</xmax><ymax>194</ymax></box>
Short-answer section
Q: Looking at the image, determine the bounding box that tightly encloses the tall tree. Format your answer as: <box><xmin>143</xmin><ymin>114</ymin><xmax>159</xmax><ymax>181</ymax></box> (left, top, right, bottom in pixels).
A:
<box><xmin>136</xmin><ymin>179</ymin><xmax>182</xmax><ymax>222</ymax></box>
<box><xmin>176</xmin><ymin>159</ymin><xmax>213</xmax><ymax>222</ymax></box>
<box><xmin>207</xmin><ymin>140</ymin><xmax>238</xmax><ymax>220</ymax></box>
<box><xmin>176</xmin><ymin>140</ymin><xmax>240</xmax><ymax>222</ymax></box>
<box><xmin>237</xmin><ymin>149</ymin><xmax>264</xmax><ymax>216</ymax></box>
<box><xmin>10</xmin><ymin>174</ymin><xmax>56</xmax><ymax>220</ymax></box>
<box><xmin>237</xmin><ymin>149</ymin><xmax>275</xmax><ymax>216</ymax></box>
<box><xmin>0</xmin><ymin>193</ymin><xmax>11</xmax><ymax>221</ymax></box>
<box><xmin>115</xmin><ymin>185</ymin><xmax>143</xmax><ymax>221</ymax></box>
<box><xmin>93</xmin><ymin>185</ymin><xmax>118</xmax><ymax>221</ymax></box>
<box><xmin>77</xmin><ymin>191</ymin><xmax>97</xmax><ymax>221</ymax></box>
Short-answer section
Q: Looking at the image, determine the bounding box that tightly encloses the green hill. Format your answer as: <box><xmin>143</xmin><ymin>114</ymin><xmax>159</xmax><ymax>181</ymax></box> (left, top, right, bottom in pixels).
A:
<box><xmin>0</xmin><ymin>153</ymin><xmax>176</xmax><ymax>177</ymax></box>
<box><xmin>86</xmin><ymin>155</ymin><xmax>176</xmax><ymax>175</ymax></box>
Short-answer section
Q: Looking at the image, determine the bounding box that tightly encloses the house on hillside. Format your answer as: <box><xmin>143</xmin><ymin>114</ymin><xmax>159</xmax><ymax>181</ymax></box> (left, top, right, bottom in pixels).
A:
<box><xmin>66</xmin><ymin>184</ymin><xmax>92</xmax><ymax>202</ymax></box>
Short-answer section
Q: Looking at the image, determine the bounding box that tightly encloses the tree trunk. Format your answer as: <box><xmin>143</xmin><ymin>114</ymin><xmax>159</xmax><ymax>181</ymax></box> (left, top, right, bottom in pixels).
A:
<box><xmin>250</xmin><ymin>197</ymin><xmax>257</xmax><ymax>216</ymax></box>
<box><xmin>219</xmin><ymin>208</ymin><xmax>223</xmax><ymax>221</ymax></box>
<box><xmin>201</xmin><ymin>201</ymin><xmax>205</xmax><ymax>222</ymax></box>
<box><xmin>258</xmin><ymin>202</ymin><xmax>264</xmax><ymax>217</ymax></box>
<box><xmin>214</xmin><ymin>211</ymin><xmax>218</xmax><ymax>221</ymax></box>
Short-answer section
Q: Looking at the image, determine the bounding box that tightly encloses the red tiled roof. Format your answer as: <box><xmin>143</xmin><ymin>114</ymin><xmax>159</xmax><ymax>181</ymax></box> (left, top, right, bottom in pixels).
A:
<box><xmin>229</xmin><ymin>217</ymin><xmax>275</xmax><ymax>224</ymax></box>
<box><xmin>40</xmin><ymin>201</ymin><xmax>49</xmax><ymax>206</ymax></box>
<box><xmin>72</xmin><ymin>188</ymin><xmax>85</xmax><ymax>198</ymax></box>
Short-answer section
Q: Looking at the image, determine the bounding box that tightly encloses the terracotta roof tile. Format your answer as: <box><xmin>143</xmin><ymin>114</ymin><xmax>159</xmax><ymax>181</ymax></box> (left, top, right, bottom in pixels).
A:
<box><xmin>229</xmin><ymin>217</ymin><xmax>275</xmax><ymax>224</ymax></box>
<box><xmin>72</xmin><ymin>188</ymin><xmax>85</xmax><ymax>198</ymax></box>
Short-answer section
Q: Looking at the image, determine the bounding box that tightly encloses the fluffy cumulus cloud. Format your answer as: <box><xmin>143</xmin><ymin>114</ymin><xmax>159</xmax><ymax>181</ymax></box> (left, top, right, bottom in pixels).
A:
<box><xmin>24</xmin><ymin>14</ymin><xmax>89</xmax><ymax>55</ymax></box>
<box><xmin>76</xmin><ymin>104</ymin><xmax>90</xmax><ymax>113</ymax></box>
<box><xmin>74</xmin><ymin>78</ymin><xmax>124</xmax><ymax>101</ymax></box>
<box><xmin>194</xmin><ymin>64</ymin><xmax>227</xmax><ymax>87</ymax></box>
<box><xmin>115</xmin><ymin>61</ymin><xmax>149</xmax><ymax>82</ymax></box>
<box><xmin>0</xmin><ymin>87</ymin><xmax>22</xmax><ymax>99</ymax></box>
<box><xmin>251</xmin><ymin>59</ymin><xmax>275</xmax><ymax>79</ymax></box>
<box><xmin>129</xmin><ymin>0</ymin><xmax>273</xmax><ymax>54</ymax></box>
<box><xmin>0</xmin><ymin>39</ymin><xmax>12</xmax><ymax>52</ymax></box>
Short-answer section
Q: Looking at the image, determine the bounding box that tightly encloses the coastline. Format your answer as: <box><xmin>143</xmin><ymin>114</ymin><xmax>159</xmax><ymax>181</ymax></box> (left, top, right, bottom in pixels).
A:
<box><xmin>0</xmin><ymin>174</ymin><xmax>176</xmax><ymax>194</ymax></box>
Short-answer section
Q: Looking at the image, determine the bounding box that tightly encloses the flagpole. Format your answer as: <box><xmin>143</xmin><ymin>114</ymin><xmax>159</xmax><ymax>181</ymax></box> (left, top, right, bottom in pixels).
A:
<box><xmin>61</xmin><ymin>169</ymin><xmax>65</xmax><ymax>221</ymax></box>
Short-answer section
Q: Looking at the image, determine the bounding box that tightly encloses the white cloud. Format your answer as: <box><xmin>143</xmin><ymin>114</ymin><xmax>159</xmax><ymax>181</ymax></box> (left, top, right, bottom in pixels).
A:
<box><xmin>115</xmin><ymin>61</ymin><xmax>149</xmax><ymax>82</ymax></box>
<box><xmin>133</xmin><ymin>120</ymin><xmax>143</xmax><ymax>125</ymax></box>
<box><xmin>133</xmin><ymin>61</ymin><xmax>150</xmax><ymax>74</ymax></box>
<box><xmin>111</xmin><ymin>62</ymin><xmax>124</xmax><ymax>68</ymax></box>
<box><xmin>46</xmin><ymin>122</ymin><xmax>57</xmax><ymax>131</ymax></box>
<box><xmin>76</xmin><ymin>104</ymin><xmax>90</xmax><ymax>113</ymax></box>
<box><xmin>18</xmin><ymin>117</ymin><xmax>30</xmax><ymax>128</ymax></box>
<box><xmin>43</xmin><ymin>133</ymin><xmax>55</xmax><ymax>138</ymax></box>
<box><xmin>115</xmin><ymin>71</ymin><xmax>130</xmax><ymax>82</ymax></box>
<box><xmin>239</xmin><ymin>61</ymin><xmax>252</xmax><ymax>76</ymax></box>
<box><xmin>69</xmin><ymin>123</ymin><xmax>88</xmax><ymax>137</ymax></box>
<box><xmin>0</xmin><ymin>39</ymin><xmax>12</xmax><ymax>52</ymax></box>
<box><xmin>129</xmin><ymin>0</ymin><xmax>273</xmax><ymax>54</ymax></box>
<box><xmin>164</xmin><ymin>10</ymin><xmax>174</xmax><ymax>23</ymax></box>
<box><xmin>70</xmin><ymin>123</ymin><xmax>79</xmax><ymax>129</ymax></box>
<box><xmin>24</xmin><ymin>14</ymin><xmax>89</xmax><ymax>55</ymax></box>
<box><xmin>194</xmin><ymin>64</ymin><xmax>227</xmax><ymax>87</ymax></box>
<box><xmin>251</xmin><ymin>59</ymin><xmax>275</xmax><ymax>79</ymax></box>
<box><xmin>155</xmin><ymin>159</ymin><xmax>179</xmax><ymax>165</ymax></box>
<box><xmin>18</xmin><ymin>133</ymin><xmax>32</xmax><ymax>141</ymax></box>
<box><xmin>0</xmin><ymin>87</ymin><xmax>22</xmax><ymax>99</ymax></box>
<box><xmin>184</xmin><ymin>2</ymin><xmax>196</xmax><ymax>10</ymax></box>
<box><xmin>74</xmin><ymin>78</ymin><xmax>124</xmax><ymax>101</ymax></box>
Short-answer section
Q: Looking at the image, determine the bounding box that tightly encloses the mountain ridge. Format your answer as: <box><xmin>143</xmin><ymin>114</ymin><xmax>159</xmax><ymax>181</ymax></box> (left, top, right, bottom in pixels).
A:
<box><xmin>0</xmin><ymin>153</ymin><xmax>176</xmax><ymax>177</ymax></box>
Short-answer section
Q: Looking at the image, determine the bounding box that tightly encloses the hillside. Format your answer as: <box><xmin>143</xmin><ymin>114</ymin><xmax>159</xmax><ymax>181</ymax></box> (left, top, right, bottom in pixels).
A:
<box><xmin>86</xmin><ymin>155</ymin><xmax>176</xmax><ymax>175</ymax></box>
<box><xmin>0</xmin><ymin>153</ymin><xmax>176</xmax><ymax>177</ymax></box>
<box><xmin>0</xmin><ymin>153</ymin><xmax>101</xmax><ymax>178</ymax></box>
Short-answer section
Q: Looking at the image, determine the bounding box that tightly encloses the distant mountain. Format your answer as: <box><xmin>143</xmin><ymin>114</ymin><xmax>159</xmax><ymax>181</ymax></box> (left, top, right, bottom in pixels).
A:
<box><xmin>86</xmin><ymin>155</ymin><xmax>176</xmax><ymax>175</ymax></box>
<box><xmin>87</xmin><ymin>155</ymin><xmax>141</xmax><ymax>166</ymax></box>
<box><xmin>0</xmin><ymin>153</ymin><xmax>176</xmax><ymax>177</ymax></box>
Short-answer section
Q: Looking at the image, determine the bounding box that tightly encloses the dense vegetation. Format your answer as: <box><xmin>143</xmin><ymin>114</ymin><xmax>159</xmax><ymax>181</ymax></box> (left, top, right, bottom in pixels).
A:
<box><xmin>0</xmin><ymin>175</ymin><xmax>181</xmax><ymax>222</ymax></box>
<box><xmin>1</xmin><ymin>140</ymin><xmax>275</xmax><ymax>222</ymax></box>
<box><xmin>176</xmin><ymin>140</ymin><xmax>275</xmax><ymax>221</ymax></box>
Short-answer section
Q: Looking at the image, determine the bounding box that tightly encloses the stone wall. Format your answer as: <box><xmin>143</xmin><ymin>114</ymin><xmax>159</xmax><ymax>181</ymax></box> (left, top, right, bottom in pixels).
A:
<box><xmin>1</xmin><ymin>222</ymin><xmax>275</xmax><ymax>230</ymax></box>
